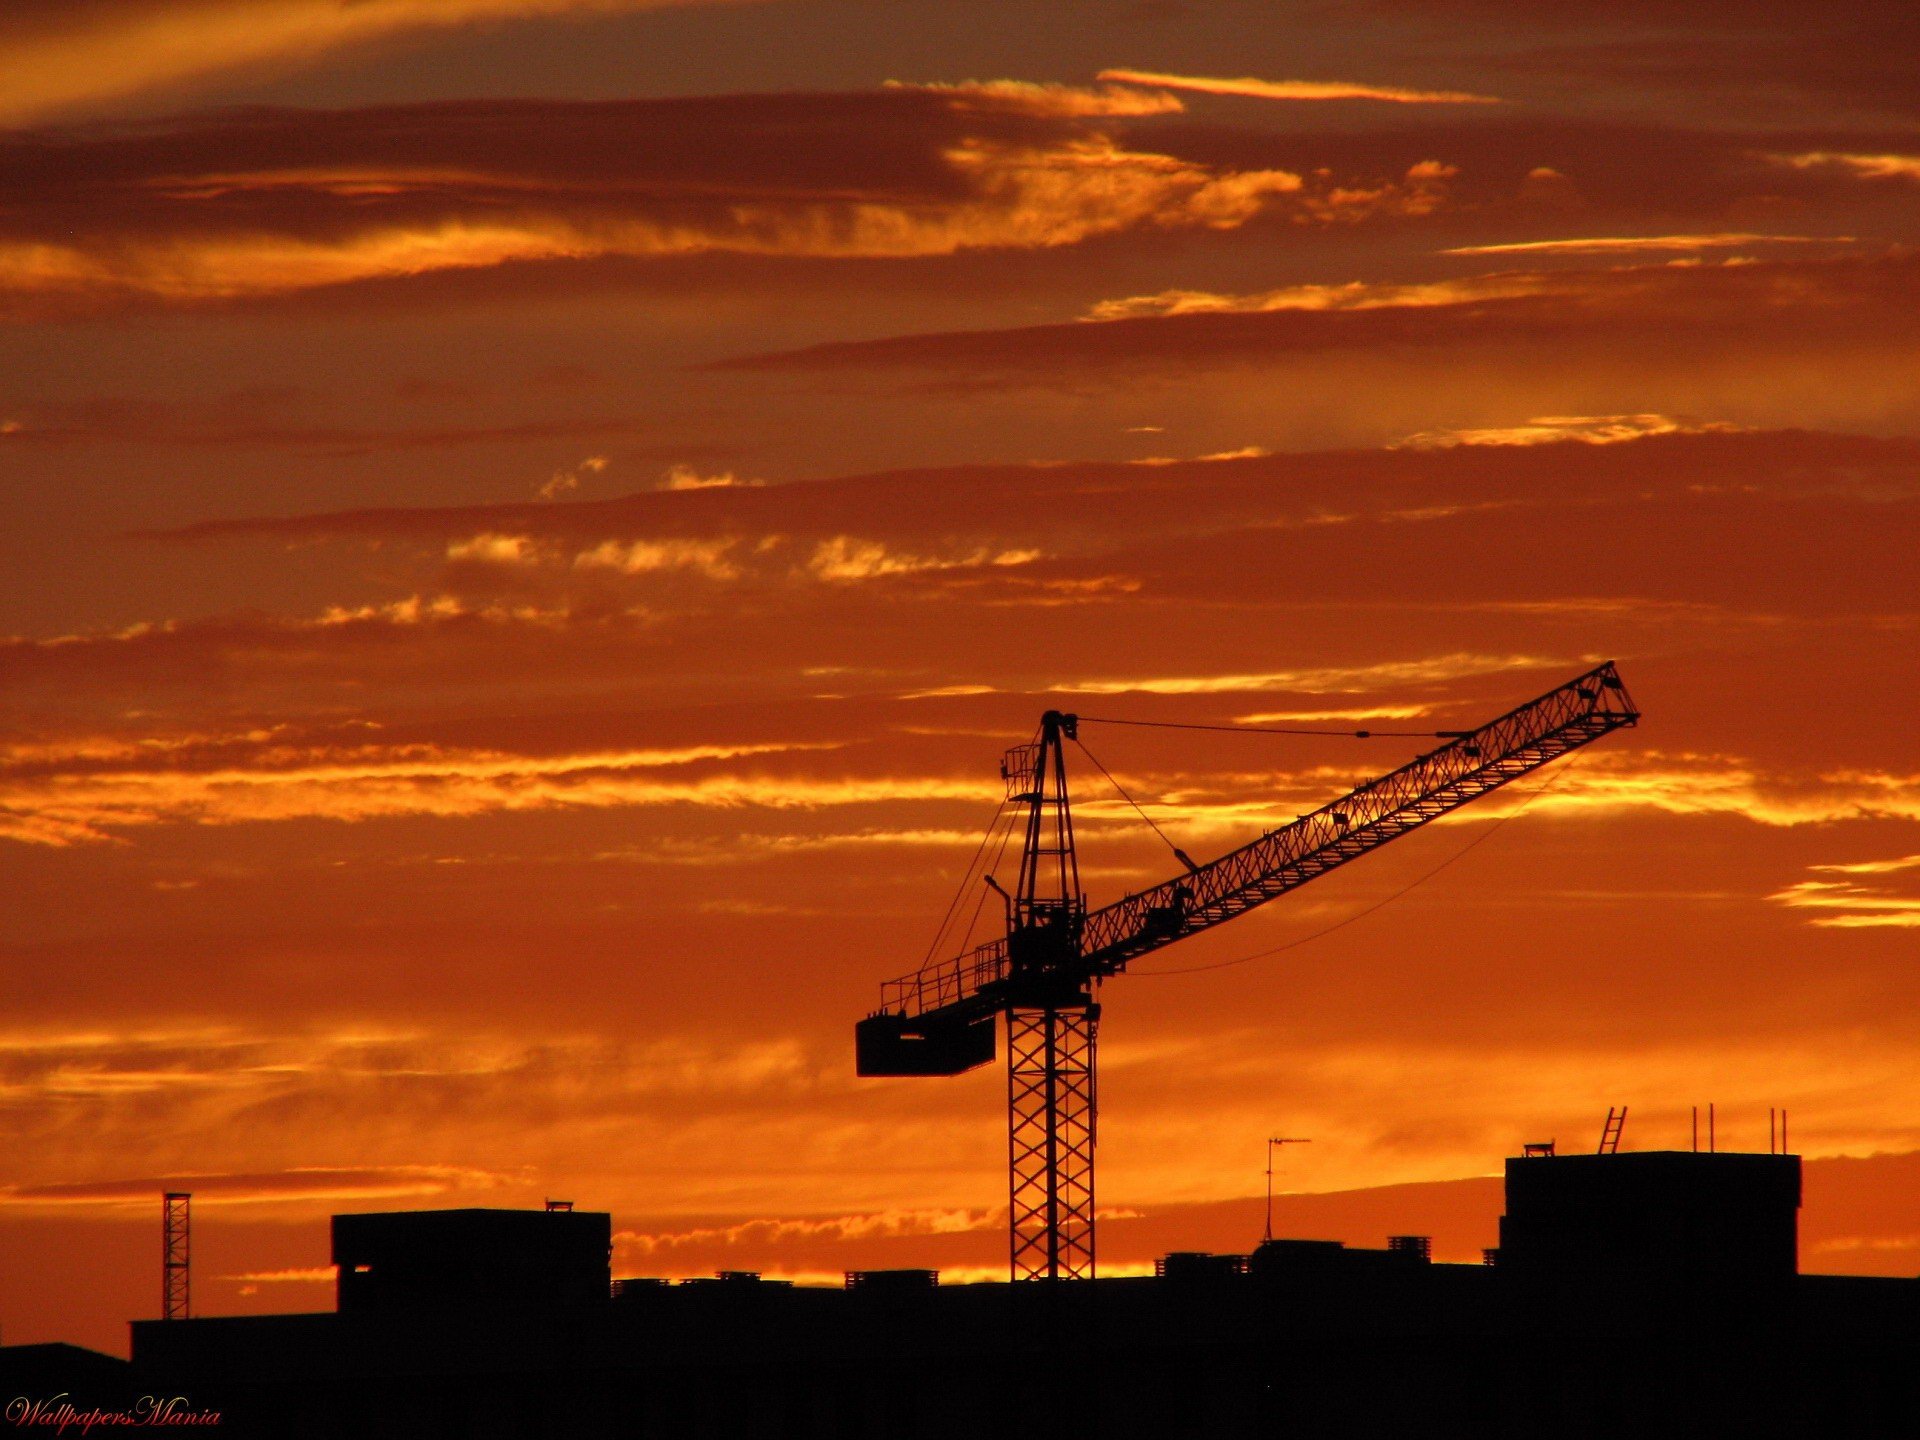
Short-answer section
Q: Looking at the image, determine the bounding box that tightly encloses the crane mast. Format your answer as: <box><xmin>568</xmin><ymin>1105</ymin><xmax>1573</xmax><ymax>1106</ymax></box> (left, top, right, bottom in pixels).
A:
<box><xmin>856</xmin><ymin>661</ymin><xmax>1639</xmax><ymax>1280</ymax></box>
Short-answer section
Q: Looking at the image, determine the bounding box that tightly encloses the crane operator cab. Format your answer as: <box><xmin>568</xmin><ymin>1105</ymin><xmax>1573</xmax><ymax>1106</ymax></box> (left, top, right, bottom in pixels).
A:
<box><xmin>1142</xmin><ymin>882</ymin><xmax>1193</xmax><ymax>941</ymax></box>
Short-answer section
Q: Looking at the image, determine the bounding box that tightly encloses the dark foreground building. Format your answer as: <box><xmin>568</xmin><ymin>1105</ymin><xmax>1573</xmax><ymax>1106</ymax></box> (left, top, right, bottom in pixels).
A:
<box><xmin>14</xmin><ymin>1149</ymin><xmax>1915</xmax><ymax>1439</ymax></box>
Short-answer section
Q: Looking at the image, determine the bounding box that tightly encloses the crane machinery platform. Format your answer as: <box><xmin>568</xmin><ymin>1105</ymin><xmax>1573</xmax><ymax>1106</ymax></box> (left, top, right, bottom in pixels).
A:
<box><xmin>855</xmin><ymin>661</ymin><xmax>1639</xmax><ymax>1281</ymax></box>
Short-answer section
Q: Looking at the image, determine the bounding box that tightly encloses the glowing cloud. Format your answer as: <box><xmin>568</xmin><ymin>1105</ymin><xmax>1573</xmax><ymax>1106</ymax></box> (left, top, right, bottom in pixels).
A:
<box><xmin>0</xmin><ymin>1</ymin><xmax>739</xmax><ymax>125</ymax></box>
<box><xmin>573</xmin><ymin>537</ymin><xmax>743</xmax><ymax>579</ymax></box>
<box><xmin>1444</xmin><ymin>234</ymin><xmax>1851</xmax><ymax>257</ymax></box>
<box><xmin>1772</xmin><ymin>152</ymin><xmax>1920</xmax><ymax>183</ymax></box>
<box><xmin>1083</xmin><ymin>270</ymin><xmax>1559</xmax><ymax>322</ymax></box>
<box><xmin>0</xmin><ymin>100</ymin><xmax>1311</xmax><ymax>310</ymax></box>
<box><xmin>807</xmin><ymin>539</ymin><xmax>1040</xmax><ymax>581</ymax></box>
<box><xmin>1392</xmin><ymin>415</ymin><xmax>1743</xmax><ymax>449</ymax></box>
<box><xmin>1097</xmin><ymin>68</ymin><xmax>1499</xmax><ymax>105</ymax></box>
<box><xmin>219</xmin><ymin>1268</ymin><xmax>338</xmax><ymax>1285</ymax></box>
<box><xmin>616</xmin><ymin>1204</ymin><xmax>999</xmax><ymax>1258</ymax></box>
<box><xmin>0</xmin><ymin>1165</ymin><xmax>511</xmax><ymax>1211</ymax></box>
<box><xmin>446</xmin><ymin>533</ymin><xmax>539</xmax><ymax>565</ymax></box>
<box><xmin>1049</xmin><ymin>652</ymin><xmax>1563</xmax><ymax>696</ymax></box>
<box><xmin>894</xmin><ymin>79</ymin><xmax>1185</xmax><ymax>118</ymax></box>
<box><xmin>0</xmin><ymin>738</ymin><xmax>918</xmax><ymax>845</ymax></box>
<box><xmin>1771</xmin><ymin>857</ymin><xmax>1920</xmax><ymax>929</ymax></box>
<box><xmin>538</xmin><ymin>455</ymin><xmax>608</xmax><ymax>501</ymax></box>
<box><xmin>660</xmin><ymin>466</ymin><xmax>763</xmax><ymax>491</ymax></box>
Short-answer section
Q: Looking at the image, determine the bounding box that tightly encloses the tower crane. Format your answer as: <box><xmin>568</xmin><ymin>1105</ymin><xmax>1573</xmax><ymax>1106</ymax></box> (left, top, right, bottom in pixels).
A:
<box><xmin>855</xmin><ymin>661</ymin><xmax>1639</xmax><ymax>1281</ymax></box>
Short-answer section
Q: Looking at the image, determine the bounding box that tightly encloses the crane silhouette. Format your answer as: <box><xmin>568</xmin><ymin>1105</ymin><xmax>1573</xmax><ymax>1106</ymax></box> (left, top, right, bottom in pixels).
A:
<box><xmin>856</xmin><ymin>661</ymin><xmax>1639</xmax><ymax>1280</ymax></box>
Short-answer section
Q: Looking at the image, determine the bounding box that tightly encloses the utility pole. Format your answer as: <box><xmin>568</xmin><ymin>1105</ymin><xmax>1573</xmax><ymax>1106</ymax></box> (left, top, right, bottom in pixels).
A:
<box><xmin>1264</xmin><ymin>1138</ymin><xmax>1311</xmax><ymax>1243</ymax></box>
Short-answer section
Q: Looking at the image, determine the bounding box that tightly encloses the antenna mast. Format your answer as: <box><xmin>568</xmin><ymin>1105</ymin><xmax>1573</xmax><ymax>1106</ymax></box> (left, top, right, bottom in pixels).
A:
<box><xmin>1264</xmin><ymin>1137</ymin><xmax>1311</xmax><ymax>1243</ymax></box>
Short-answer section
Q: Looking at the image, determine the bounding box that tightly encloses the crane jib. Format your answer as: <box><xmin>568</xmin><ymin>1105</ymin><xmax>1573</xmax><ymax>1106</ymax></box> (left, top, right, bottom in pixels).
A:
<box><xmin>869</xmin><ymin>660</ymin><xmax>1637</xmax><ymax>1028</ymax></box>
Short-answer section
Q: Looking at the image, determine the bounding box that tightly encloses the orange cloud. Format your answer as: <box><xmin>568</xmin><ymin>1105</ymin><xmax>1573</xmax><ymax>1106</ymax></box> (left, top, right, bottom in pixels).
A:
<box><xmin>573</xmin><ymin>538</ymin><xmax>744</xmax><ymax>579</ymax></box>
<box><xmin>0</xmin><ymin>0</ymin><xmax>742</xmax><ymax>124</ymax></box>
<box><xmin>0</xmin><ymin>738</ymin><xmax>991</xmax><ymax>845</ymax></box>
<box><xmin>217</xmin><ymin>1268</ymin><xmax>337</xmax><ymax>1285</ymax></box>
<box><xmin>0</xmin><ymin>93</ymin><xmax>1309</xmax><ymax>311</ymax></box>
<box><xmin>0</xmin><ymin>1165</ymin><xmax>511</xmax><ymax>1212</ymax></box>
<box><xmin>1771</xmin><ymin>856</ymin><xmax>1920</xmax><ymax>929</ymax></box>
<box><xmin>1392</xmin><ymin>414</ymin><xmax>1743</xmax><ymax>449</ymax></box>
<box><xmin>1097</xmin><ymin>68</ymin><xmax>1499</xmax><ymax>105</ymax></box>
<box><xmin>1082</xmin><ymin>271</ymin><xmax>1572</xmax><ymax>322</ymax></box>
<box><xmin>808</xmin><ymin>538</ymin><xmax>1040</xmax><ymax>581</ymax></box>
<box><xmin>1047</xmin><ymin>652</ymin><xmax>1567</xmax><ymax>696</ymax></box>
<box><xmin>893</xmin><ymin>79</ymin><xmax>1185</xmax><ymax>118</ymax></box>
<box><xmin>659</xmin><ymin>465</ymin><xmax>761</xmax><ymax>492</ymax></box>
<box><xmin>616</xmin><ymin>1203</ymin><xmax>998</xmax><ymax>1259</ymax></box>
<box><xmin>726</xmin><ymin>252</ymin><xmax>1920</xmax><ymax>382</ymax></box>
<box><xmin>1443</xmin><ymin>233</ymin><xmax>1853</xmax><ymax>257</ymax></box>
<box><xmin>1772</xmin><ymin>152</ymin><xmax>1920</xmax><ymax>183</ymax></box>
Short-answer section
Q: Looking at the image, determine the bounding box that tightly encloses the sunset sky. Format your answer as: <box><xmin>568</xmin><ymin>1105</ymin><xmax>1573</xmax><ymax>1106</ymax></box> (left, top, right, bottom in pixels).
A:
<box><xmin>3</xmin><ymin>0</ymin><xmax>1918</xmax><ymax>1355</ymax></box>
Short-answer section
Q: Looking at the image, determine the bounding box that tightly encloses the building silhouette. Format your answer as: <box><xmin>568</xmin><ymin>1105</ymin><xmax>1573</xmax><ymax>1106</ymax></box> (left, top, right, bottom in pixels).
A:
<box><xmin>5</xmin><ymin>1147</ymin><xmax>1914</xmax><ymax>1438</ymax></box>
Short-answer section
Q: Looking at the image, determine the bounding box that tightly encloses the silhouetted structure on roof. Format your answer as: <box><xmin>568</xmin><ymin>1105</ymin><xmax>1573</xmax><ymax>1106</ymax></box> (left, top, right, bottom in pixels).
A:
<box><xmin>332</xmin><ymin>1207</ymin><xmax>611</xmax><ymax>1315</ymax></box>
<box><xmin>1500</xmin><ymin>1149</ymin><xmax>1800</xmax><ymax>1294</ymax></box>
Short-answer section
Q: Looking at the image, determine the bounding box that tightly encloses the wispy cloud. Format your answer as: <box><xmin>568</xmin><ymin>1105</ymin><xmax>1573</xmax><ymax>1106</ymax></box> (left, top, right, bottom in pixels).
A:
<box><xmin>1097</xmin><ymin>68</ymin><xmax>1498</xmax><ymax>105</ymax></box>
<box><xmin>0</xmin><ymin>0</ymin><xmax>739</xmax><ymax>125</ymax></box>
<box><xmin>1771</xmin><ymin>856</ymin><xmax>1920</xmax><ymax>928</ymax></box>
<box><xmin>1083</xmin><ymin>271</ymin><xmax>1565</xmax><ymax>322</ymax></box>
<box><xmin>538</xmin><ymin>454</ymin><xmax>608</xmax><ymax>501</ymax></box>
<box><xmin>1234</xmin><ymin>706</ymin><xmax>1429</xmax><ymax>724</ymax></box>
<box><xmin>808</xmin><ymin>538</ymin><xmax>1039</xmax><ymax>582</ymax></box>
<box><xmin>616</xmin><ymin>1204</ymin><xmax>1000</xmax><ymax>1258</ymax></box>
<box><xmin>1392</xmin><ymin>414</ymin><xmax>1743</xmax><ymax>449</ymax></box>
<box><xmin>572</xmin><ymin>537</ymin><xmax>744</xmax><ymax>579</ymax></box>
<box><xmin>1538</xmin><ymin>759</ymin><xmax>1920</xmax><ymax>830</ymax></box>
<box><xmin>660</xmin><ymin>465</ymin><xmax>762</xmax><ymax>492</ymax></box>
<box><xmin>0</xmin><ymin>738</ymin><xmax>895</xmax><ymax>845</ymax></box>
<box><xmin>0</xmin><ymin>91</ymin><xmax>1309</xmax><ymax>312</ymax></box>
<box><xmin>1771</xmin><ymin>152</ymin><xmax>1920</xmax><ymax>183</ymax></box>
<box><xmin>731</xmin><ymin>252</ymin><xmax>1920</xmax><ymax>378</ymax></box>
<box><xmin>218</xmin><ymin>1267</ymin><xmax>337</xmax><ymax>1285</ymax></box>
<box><xmin>0</xmin><ymin>1165</ymin><xmax>511</xmax><ymax>1211</ymax></box>
<box><xmin>893</xmin><ymin>79</ymin><xmax>1184</xmax><ymax>118</ymax></box>
<box><xmin>1443</xmin><ymin>234</ymin><xmax>1853</xmax><ymax>257</ymax></box>
<box><xmin>1050</xmin><ymin>652</ymin><xmax>1563</xmax><ymax>696</ymax></box>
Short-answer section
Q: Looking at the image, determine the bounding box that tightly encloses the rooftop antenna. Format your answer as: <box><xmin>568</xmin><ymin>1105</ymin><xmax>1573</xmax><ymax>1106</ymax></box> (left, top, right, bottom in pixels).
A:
<box><xmin>1263</xmin><ymin>1137</ymin><xmax>1311</xmax><ymax>1243</ymax></box>
<box><xmin>162</xmin><ymin>1192</ymin><xmax>191</xmax><ymax>1321</ymax></box>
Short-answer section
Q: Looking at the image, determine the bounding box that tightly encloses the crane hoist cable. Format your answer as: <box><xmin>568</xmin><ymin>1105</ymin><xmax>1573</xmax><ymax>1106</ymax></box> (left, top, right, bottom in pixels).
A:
<box><xmin>1077</xmin><ymin>714</ymin><xmax>1465</xmax><ymax>740</ymax></box>
<box><xmin>956</xmin><ymin>802</ymin><xmax>1021</xmax><ymax>957</ymax></box>
<box><xmin>920</xmin><ymin>795</ymin><xmax>1012</xmax><ymax>970</ymax></box>
<box><xmin>1131</xmin><ymin>751</ymin><xmax>1583</xmax><ymax>978</ymax></box>
<box><xmin>1070</xmin><ymin>735</ymin><xmax>1193</xmax><ymax>871</ymax></box>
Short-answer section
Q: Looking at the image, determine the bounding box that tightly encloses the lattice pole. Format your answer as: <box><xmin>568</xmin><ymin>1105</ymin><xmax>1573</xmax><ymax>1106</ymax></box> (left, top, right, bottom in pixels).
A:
<box><xmin>163</xmin><ymin>1191</ymin><xmax>191</xmax><ymax>1321</ymax></box>
<box><xmin>1008</xmin><ymin>1004</ymin><xmax>1098</xmax><ymax>1281</ymax></box>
